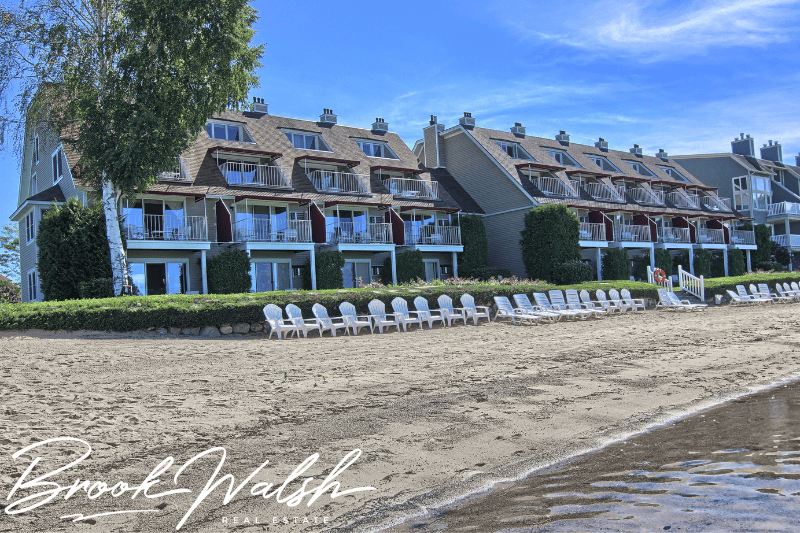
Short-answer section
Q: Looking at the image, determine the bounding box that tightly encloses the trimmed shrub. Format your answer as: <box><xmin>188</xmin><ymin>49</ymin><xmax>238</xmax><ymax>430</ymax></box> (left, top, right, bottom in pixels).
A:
<box><xmin>37</xmin><ymin>198</ymin><xmax>113</xmax><ymax>301</ymax></box>
<box><xmin>602</xmin><ymin>248</ymin><xmax>630</xmax><ymax>280</ymax></box>
<box><xmin>0</xmin><ymin>281</ymin><xmax>21</xmax><ymax>304</ymax></box>
<box><xmin>692</xmin><ymin>249</ymin><xmax>712</xmax><ymax>277</ymax></box>
<box><xmin>755</xmin><ymin>261</ymin><xmax>783</xmax><ymax>272</ymax></box>
<box><xmin>311</xmin><ymin>250</ymin><xmax>345</xmax><ymax>290</ymax></box>
<box><xmin>520</xmin><ymin>204</ymin><xmax>581</xmax><ymax>281</ymax></box>
<box><xmin>710</xmin><ymin>252</ymin><xmax>726</xmax><ymax>278</ymax></box>
<box><xmin>632</xmin><ymin>253</ymin><xmax>649</xmax><ymax>281</ymax></box>
<box><xmin>754</xmin><ymin>224</ymin><xmax>772</xmax><ymax>264</ymax></box>
<box><xmin>673</xmin><ymin>251</ymin><xmax>690</xmax><ymax>274</ymax></box>
<box><xmin>551</xmin><ymin>260</ymin><xmax>594</xmax><ymax>285</ymax></box>
<box><xmin>704</xmin><ymin>272</ymin><xmax>800</xmax><ymax>297</ymax></box>
<box><xmin>773</xmin><ymin>241</ymin><xmax>793</xmax><ymax>266</ymax></box>
<box><xmin>458</xmin><ymin>214</ymin><xmax>490</xmax><ymax>275</ymax></box>
<box><xmin>382</xmin><ymin>249</ymin><xmax>425</xmax><ymax>285</ymax></box>
<box><xmin>654</xmin><ymin>249</ymin><xmax>673</xmax><ymax>277</ymax></box>
<box><xmin>207</xmin><ymin>250</ymin><xmax>251</xmax><ymax>294</ymax></box>
<box><xmin>78</xmin><ymin>278</ymin><xmax>114</xmax><ymax>299</ymax></box>
<box><xmin>728</xmin><ymin>249</ymin><xmax>746</xmax><ymax>277</ymax></box>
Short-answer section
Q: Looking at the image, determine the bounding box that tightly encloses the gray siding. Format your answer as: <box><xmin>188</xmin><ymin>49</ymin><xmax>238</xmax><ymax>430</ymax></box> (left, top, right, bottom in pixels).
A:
<box><xmin>423</xmin><ymin>126</ymin><xmax>439</xmax><ymax>168</ymax></box>
<box><xmin>482</xmin><ymin>209</ymin><xmax>529</xmax><ymax>277</ymax></box>
<box><xmin>672</xmin><ymin>156</ymin><xmax>747</xmax><ymax>199</ymax></box>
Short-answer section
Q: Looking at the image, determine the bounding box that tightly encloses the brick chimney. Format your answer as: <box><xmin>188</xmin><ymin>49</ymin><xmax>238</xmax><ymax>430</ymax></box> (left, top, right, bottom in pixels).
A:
<box><xmin>731</xmin><ymin>133</ymin><xmax>755</xmax><ymax>157</ymax></box>
<box><xmin>760</xmin><ymin>140</ymin><xmax>783</xmax><ymax>163</ymax></box>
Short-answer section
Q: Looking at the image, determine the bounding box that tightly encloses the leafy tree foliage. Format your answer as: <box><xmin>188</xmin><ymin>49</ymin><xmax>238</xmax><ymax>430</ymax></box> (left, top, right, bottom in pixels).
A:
<box><xmin>728</xmin><ymin>249</ymin><xmax>746</xmax><ymax>277</ymax></box>
<box><xmin>383</xmin><ymin>250</ymin><xmax>425</xmax><ymax>285</ymax></box>
<box><xmin>207</xmin><ymin>250</ymin><xmax>251</xmax><ymax>294</ymax></box>
<box><xmin>654</xmin><ymin>249</ymin><xmax>673</xmax><ymax>277</ymax></box>
<box><xmin>458</xmin><ymin>215</ymin><xmax>490</xmax><ymax>276</ymax></box>
<box><xmin>601</xmin><ymin>248</ymin><xmax>630</xmax><ymax>281</ymax></box>
<box><xmin>0</xmin><ymin>225</ymin><xmax>20</xmax><ymax>282</ymax></box>
<box><xmin>303</xmin><ymin>251</ymin><xmax>344</xmax><ymax>290</ymax></box>
<box><xmin>753</xmin><ymin>224</ymin><xmax>773</xmax><ymax>265</ymax></box>
<box><xmin>693</xmin><ymin>249</ymin><xmax>713</xmax><ymax>278</ymax></box>
<box><xmin>520</xmin><ymin>204</ymin><xmax>581</xmax><ymax>281</ymax></box>
<box><xmin>550</xmin><ymin>260</ymin><xmax>594</xmax><ymax>284</ymax></box>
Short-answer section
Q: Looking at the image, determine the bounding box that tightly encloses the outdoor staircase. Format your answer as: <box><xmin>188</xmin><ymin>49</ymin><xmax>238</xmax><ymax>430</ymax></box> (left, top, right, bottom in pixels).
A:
<box><xmin>675</xmin><ymin>289</ymin><xmax>706</xmax><ymax>304</ymax></box>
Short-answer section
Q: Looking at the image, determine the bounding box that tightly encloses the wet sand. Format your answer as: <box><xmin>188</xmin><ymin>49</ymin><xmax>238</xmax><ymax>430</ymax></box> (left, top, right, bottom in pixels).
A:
<box><xmin>2</xmin><ymin>303</ymin><xmax>800</xmax><ymax>532</ymax></box>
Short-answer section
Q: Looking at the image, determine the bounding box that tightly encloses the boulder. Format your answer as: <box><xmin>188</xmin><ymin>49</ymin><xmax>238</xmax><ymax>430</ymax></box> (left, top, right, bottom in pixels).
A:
<box><xmin>233</xmin><ymin>323</ymin><xmax>250</xmax><ymax>334</ymax></box>
<box><xmin>169</xmin><ymin>327</ymin><xmax>181</xmax><ymax>336</ymax></box>
<box><xmin>181</xmin><ymin>327</ymin><xmax>201</xmax><ymax>336</ymax></box>
<box><xmin>200</xmin><ymin>326</ymin><xmax>221</xmax><ymax>338</ymax></box>
<box><xmin>155</xmin><ymin>328</ymin><xmax>168</xmax><ymax>335</ymax></box>
<box><xmin>219</xmin><ymin>325</ymin><xmax>233</xmax><ymax>335</ymax></box>
<box><xmin>250</xmin><ymin>322</ymin><xmax>264</xmax><ymax>332</ymax></box>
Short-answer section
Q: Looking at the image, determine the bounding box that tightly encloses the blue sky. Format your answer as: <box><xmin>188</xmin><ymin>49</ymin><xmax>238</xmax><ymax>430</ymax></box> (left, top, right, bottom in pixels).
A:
<box><xmin>3</xmin><ymin>0</ymin><xmax>800</xmax><ymax>223</ymax></box>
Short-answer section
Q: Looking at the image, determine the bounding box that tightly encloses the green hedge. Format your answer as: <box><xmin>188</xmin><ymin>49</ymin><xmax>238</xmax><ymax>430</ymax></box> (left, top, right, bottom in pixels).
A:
<box><xmin>520</xmin><ymin>204</ymin><xmax>581</xmax><ymax>281</ymax></box>
<box><xmin>0</xmin><ymin>280</ymin><xmax>660</xmax><ymax>332</ymax></box>
<box><xmin>458</xmin><ymin>214</ymin><xmax>490</xmax><ymax>275</ymax></box>
<box><xmin>728</xmin><ymin>249</ymin><xmax>746</xmax><ymax>277</ymax></box>
<box><xmin>654</xmin><ymin>249</ymin><xmax>673</xmax><ymax>277</ymax></box>
<box><xmin>602</xmin><ymin>248</ymin><xmax>630</xmax><ymax>281</ymax></box>
<box><xmin>703</xmin><ymin>272</ymin><xmax>800</xmax><ymax>297</ymax></box>
<box><xmin>384</xmin><ymin>249</ymin><xmax>424</xmax><ymax>285</ymax></box>
<box><xmin>207</xmin><ymin>249</ymin><xmax>252</xmax><ymax>294</ymax></box>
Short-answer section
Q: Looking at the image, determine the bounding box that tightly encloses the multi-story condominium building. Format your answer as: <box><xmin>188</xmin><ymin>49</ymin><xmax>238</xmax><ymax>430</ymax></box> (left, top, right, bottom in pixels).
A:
<box><xmin>11</xmin><ymin>105</ymin><xmax>471</xmax><ymax>301</ymax></box>
<box><xmin>675</xmin><ymin>137</ymin><xmax>800</xmax><ymax>262</ymax></box>
<box><xmin>414</xmin><ymin>114</ymin><xmax>756</xmax><ymax>279</ymax></box>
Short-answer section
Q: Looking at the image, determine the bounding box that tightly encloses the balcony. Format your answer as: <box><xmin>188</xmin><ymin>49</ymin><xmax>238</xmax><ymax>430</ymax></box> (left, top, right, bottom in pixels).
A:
<box><xmin>405</xmin><ymin>225</ymin><xmax>461</xmax><ymax>246</ymax></box>
<box><xmin>232</xmin><ymin>217</ymin><xmax>312</xmax><ymax>243</ymax></box>
<box><xmin>327</xmin><ymin>222</ymin><xmax>392</xmax><ymax>244</ymax></box>
<box><xmin>730</xmin><ymin>229</ymin><xmax>755</xmax><ymax>246</ymax></box>
<box><xmin>219</xmin><ymin>162</ymin><xmax>291</xmax><ymax>189</ymax></box>
<box><xmin>159</xmin><ymin>168</ymin><xmax>190</xmax><ymax>182</ymax></box>
<box><xmin>667</xmin><ymin>191</ymin><xmax>699</xmax><ymax>209</ymax></box>
<box><xmin>533</xmin><ymin>176</ymin><xmax>580</xmax><ymax>198</ymax></box>
<box><xmin>123</xmin><ymin>215</ymin><xmax>208</xmax><ymax>241</ymax></box>
<box><xmin>385</xmin><ymin>177</ymin><xmax>439</xmax><ymax>200</ymax></box>
<box><xmin>614</xmin><ymin>224</ymin><xmax>651</xmax><ymax>242</ymax></box>
<box><xmin>579</xmin><ymin>222</ymin><xmax>606</xmax><ymax>241</ymax></box>
<box><xmin>659</xmin><ymin>227</ymin><xmax>691</xmax><ymax>243</ymax></box>
<box><xmin>309</xmin><ymin>170</ymin><xmax>370</xmax><ymax>195</ymax></box>
<box><xmin>768</xmin><ymin>202</ymin><xmax>800</xmax><ymax>218</ymax></box>
<box><xmin>771</xmin><ymin>234</ymin><xmax>800</xmax><ymax>248</ymax></box>
<box><xmin>584</xmin><ymin>182</ymin><xmax>624</xmax><ymax>202</ymax></box>
<box><xmin>697</xmin><ymin>228</ymin><xmax>725</xmax><ymax>244</ymax></box>
<box><xmin>701</xmin><ymin>196</ymin><xmax>731</xmax><ymax>212</ymax></box>
<box><xmin>627</xmin><ymin>187</ymin><xmax>664</xmax><ymax>206</ymax></box>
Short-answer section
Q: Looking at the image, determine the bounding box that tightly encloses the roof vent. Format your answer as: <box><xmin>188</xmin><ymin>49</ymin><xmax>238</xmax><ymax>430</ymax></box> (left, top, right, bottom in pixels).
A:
<box><xmin>511</xmin><ymin>122</ymin><xmax>526</xmax><ymax>135</ymax></box>
<box><xmin>555</xmin><ymin>130</ymin><xmax>570</xmax><ymax>143</ymax></box>
<box><xmin>459</xmin><ymin>112</ymin><xmax>476</xmax><ymax>128</ymax></box>
<box><xmin>656</xmin><ymin>148</ymin><xmax>669</xmax><ymax>160</ymax></box>
<box><xmin>731</xmin><ymin>133</ymin><xmax>755</xmax><ymax>157</ymax></box>
<box><xmin>796</xmin><ymin>153</ymin><xmax>800</xmax><ymax>167</ymax></box>
<box><xmin>319</xmin><ymin>108</ymin><xmax>337</xmax><ymax>125</ymax></box>
<box><xmin>429</xmin><ymin>114</ymin><xmax>444</xmax><ymax>133</ymax></box>
<box><xmin>760</xmin><ymin>140</ymin><xmax>783</xmax><ymax>163</ymax></box>
<box><xmin>595</xmin><ymin>137</ymin><xmax>609</xmax><ymax>151</ymax></box>
<box><xmin>630</xmin><ymin>144</ymin><xmax>643</xmax><ymax>156</ymax></box>
<box><xmin>372</xmin><ymin>117</ymin><xmax>388</xmax><ymax>133</ymax></box>
<box><xmin>252</xmin><ymin>97</ymin><xmax>268</xmax><ymax>114</ymax></box>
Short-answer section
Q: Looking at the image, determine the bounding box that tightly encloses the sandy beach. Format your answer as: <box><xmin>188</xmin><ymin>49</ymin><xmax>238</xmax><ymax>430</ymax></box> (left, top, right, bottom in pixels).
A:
<box><xmin>2</xmin><ymin>303</ymin><xmax>800</xmax><ymax>532</ymax></box>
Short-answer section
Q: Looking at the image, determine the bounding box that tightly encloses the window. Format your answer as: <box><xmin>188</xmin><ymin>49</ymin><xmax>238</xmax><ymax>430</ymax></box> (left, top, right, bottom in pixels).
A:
<box><xmin>30</xmin><ymin>173</ymin><xmax>37</xmax><ymax>196</ymax></box>
<box><xmin>52</xmin><ymin>147</ymin><xmax>63</xmax><ymax>183</ymax></box>
<box><xmin>588</xmin><ymin>155</ymin><xmax>620</xmax><ymax>172</ymax></box>
<box><xmin>733</xmin><ymin>176</ymin><xmax>749</xmax><ymax>211</ymax></box>
<box><xmin>284</xmin><ymin>130</ymin><xmax>330</xmax><ymax>151</ymax></box>
<box><xmin>625</xmin><ymin>160</ymin><xmax>655</xmax><ymax>177</ymax></box>
<box><xmin>659</xmin><ymin>166</ymin><xmax>690</xmax><ymax>182</ymax></box>
<box><xmin>546</xmin><ymin>149</ymin><xmax>580</xmax><ymax>167</ymax></box>
<box><xmin>205</xmin><ymin>121</ymin><xmax>251</xmax><ymax>142</ymax></box>
<box><xmin>495</xmin><ymin>140</ymin><xmax>533</xmax><ymax>160</ymax></box>
<box><xmin>751</xmin><ymin>175</ymin><xmax>771</xmax><ymax>210</ymax></box>
<box><xmin>27</xmin><ymin>270</ymin><xmax>37</xmax><ymax>301</ymax></box>
<box><xmin>25</xmin><ymin>211</ymin><xmax>35</xmax><ymax>243</ymax></box>
<box><xmin>356</xmin><ymin>139</ymin><xmax>397</xmax><ymax>159</ymax></box>
<box><xmin>33</xmin><ymin>136</ymin><xmax>39</xmax><ymax>164</ymax></box>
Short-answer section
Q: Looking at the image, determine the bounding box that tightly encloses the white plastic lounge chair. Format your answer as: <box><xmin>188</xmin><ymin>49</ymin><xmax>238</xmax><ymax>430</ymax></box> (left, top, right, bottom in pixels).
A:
<box><xmin>792</xmin><ymin>282</ymin><xmax>800</xmax><ymax>296</ymax></box>
<box><xmin>566</xmin><ymin>289</ymin><xmax>606</xmax><ymax>317</ymax></box>
<box><xmin>533</xmin><ymin>292</ymin><xmax>582</xmax><ymax>319</ymax></box>
<box><xmin>413</xmin><ymin>296</ymin><xmax>446</xmax><ymax>328</ymax></box>
<box><xmin>596</xmin><ymin>289</ymin><xmax>626</xmax><ymax>314</ymax></box>
<box><xmin>620</xmin><ymin>289</ymin><xmax>646</xmax><ymax>313</ymax></box>
<box><xmin>513</xmin><ymin>293</ymin><xmax>561</xmax><ymax>321</ymax></box>
<box><xmin>367</xmin><ymin>300</ymin><xmax>402</xmax><ymax>333</ymax></box>
<box><xmin>666</xmin><ymin>291</ymin><xmax>707</xmax><ymax>310</ymax></box>
<box><xmin>726</xmin><ymin>289</ymin><xmax>751</xmax><ymax>306</ymax></box>
<box><xmin>736</xmin><ymin>285</ymin><xmax>770</xmax><ymax>304</ymax></box>
<box><xmin>656</xmin><ymin>288</ymin><xmax>702</xmax><ymax>311</ymax></box>
<box><xmin>783</xmin><ymin>282</ymin><xmax>800</xmax><ymax>297</ymax></box>
<box><xmin>437</xmin><ymin>295</ymin><xmax>469</xmax><ymax>326</ymax></box>
<box><xmin>493</xmin><ymin>296</ymin><xmax>540</xmax><ymax>325</ymax></box>
<box><xmin>460</xmin><ymin>294</ymin><xmax>491</xmax><ymax>325</ymax></box>
<box><xmin>285</xmin><ymin>304</ymin><xmax>322</xmax><ymax>338</ymax></box>
<box><xmin>608</xmin><ymin>289</ymin><xmax>634</xmax><ymax>313</ymax></box>
<box><xmin>311</xmin><ymin>303</ymin><xmax>350</xmax><ymax>337</ymax></box>
<box><xmin>391</xmin><ymin>297</ymin><xmax>425</xmax><ymax>331</ymax></box>
<box><xmin>338</xmin><ymin>302</ymin><xmax>374</xmax><ymax>335</ymax></box>
<box><xmin>263</xmin><ymin>304</ymin><xmax>299</xmax><ymax>339</ymax></box>
<box><xmin>549</xmin><ymin>290</ymin><xmax>594</xmax><ymax>318</ymax></box>
<box><xmin>579</xmin><ymin>289</ymin><xmax>615</xmax><ymax>315</ymax></box>
<box><xmin>779</xmin><ymin>283</ymin><xmax>800</xmax><ymax>301</ymax></box>
<box><xmin>756</xmin><ymin>283</ymin><xmax>790</xmax><ymax>303</ymax></box>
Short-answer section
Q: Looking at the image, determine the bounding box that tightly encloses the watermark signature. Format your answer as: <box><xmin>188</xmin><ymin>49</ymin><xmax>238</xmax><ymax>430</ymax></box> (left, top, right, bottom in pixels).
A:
<box><xmin>4</xmin><ymin>437</ymin><xmax>375</xmax><ymax>530</ymax></box>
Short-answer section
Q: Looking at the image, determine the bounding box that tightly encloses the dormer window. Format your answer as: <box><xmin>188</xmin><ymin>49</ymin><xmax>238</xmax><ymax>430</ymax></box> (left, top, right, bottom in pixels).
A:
<box><xmin>659</xmin><ymin>166</ymin><xmax>690</xmax><ymax>182</ymax></box>
<box><xmin>205</xmin><ymin>121</ymin><xmax>252</xmax><ymax>142</ymax></box>
<box><xmin>52</xmin><ymin>147</ymin><xmax>63</xmax><ymax>183</ymax></box>
<box><xmin>546</xmin><ymin>149</ymin><xmax>580</xmax><ymax>167</ymax></box>
<box><xmin>284</xmin><ymin>130</ymin><xmax>330</xmax><ymax>151</ymax></box>
<box><xmin>625</xmin><ymin>161</ymin><xmax>655</xmax><ymax>177</ymax></box>
<box><xmin>355</xmin><ymin>139</ymin><xmax>397</xmax><ymax>159</ymax></box>
<box><xmin>588</xmin><ymin>154</ymin><xmax>620</xmax><ymax>172</ymax></box>
<box><xmin>495</xmin><ymin>140</ymin><xmax>533</xmax><ymax>160</ymax></box>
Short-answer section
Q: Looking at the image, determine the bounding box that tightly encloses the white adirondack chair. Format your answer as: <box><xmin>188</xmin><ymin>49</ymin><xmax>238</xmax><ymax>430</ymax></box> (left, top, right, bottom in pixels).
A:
<box><xmin>513</xmin><ymin>293</ymin><xmax>561</xmax><ymax>321</ymax></box>
<box><xmin>493</xmin><ymin>296</ymin><xmax>540</xmax><ymax>325</ymax></box>
<box><xmin>620</xmin><ymin>289</ymin><xmax>646</xmax><ymax>313</ymax></box>
<box><xmin>368</xmin><ymin>300</ymin><xmax>402</xmax><ymax>333</ymax></box>
<box><xmin>391</xmin><ymin>297</ymin><xmax>425</xmax><ymax>331</ymax></box>
<box><xmin>413</xmin><ymin>296</ymin><xmax>446</xmax><ymax>328</ymax></box>
<box><xmin>285</xmin><ymin>304</ymin><xmax>322</xmax><ymax>338</ymax></box>
<box><xmin>338</xmin><ymin>302</ymin><xmax>374</xmax><ymax>335</ymax></box>
<box><xmin>460</xmin><ymin>294</ymin><xmax>491</xmax><ymax>325</ymax></box>
<box><xmin>437</xmin><ymin>295</ymin><xmax>469</xmax><ymax>326</ymax></box>
<box><xmin>311</xmin><ymin>303</ymin><xmax>350</xmax><ymax>337</ymax></box>
<box><xmin>263</xmin><ymin>304</ymin><xmax>299</xmax><ymax>339</ymax></box>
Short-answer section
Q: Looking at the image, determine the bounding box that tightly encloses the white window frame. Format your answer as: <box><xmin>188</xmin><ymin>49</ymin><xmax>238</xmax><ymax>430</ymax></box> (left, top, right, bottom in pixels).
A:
<box><xmin>282</xmin><ymin>129</ymin><xmax>331</xmax><ymax>152</ymax></box>
<box><xmin>546</xmin><ymin>148</ymin><xmax>581</xmax><ymax>167</ymax></box>
<box><xmin>30</xmin><ymin>172</ymin><xmax>37</xmax><ymax>196</ymax></box>
<box><xmin>25</xmin><ymin>210</ymin><xmax>36</xmax><ymax>244</ymax></box>
<box><xmin>250</xmin><ymin>258</ymin><xmax>293</xmax><ymax>293</ymax></box>
<box><xmin>52</xmin><ymin>146</ymin><xmax>64</xmax><ymax>184</ymax></box>
<box><xmin>341</xmin><ymin>259</ymin><xmax>372</xmax><ymax>288</ymax></box>
<box><xmin>27</xmin><ymin>268</ymin><xmax>39</xmax><ymax>302</ymax></box>
<box><xmin>128</xmin><ymin>258</ymin><xmax>191</xmax><ymax>296</ymax></box>
<box><xmin>422</xmin><ymin>258</ymin><xmax>440</xmax><ymax>281</ymax></box>
<box><xmin>659</xmin><ymin>165</ymin><xmax>690</xmax><ymax>182</ymax></box>
<box><xmin>625</xmin><ymin>160</ymin><xmax>655</xmax><ymax>177</ymax></box>
<box><xmin>354</xmin><ymin>138</ymin><xmax>398</xmax><ymax>159</ymax></box>
<box><xmin>204</xmin><ymin>120</ymin><xmax>252</xmax><ymax>143</ymax></box>
<box><xmin>587</xmin><ymin>154</ymin><xmax>620</xmax><ymax>173</ymax></box>
<box><xmin>494</xmin><ymin>139</ymin><xmax>533</xmax><ymax>160</ymax></box>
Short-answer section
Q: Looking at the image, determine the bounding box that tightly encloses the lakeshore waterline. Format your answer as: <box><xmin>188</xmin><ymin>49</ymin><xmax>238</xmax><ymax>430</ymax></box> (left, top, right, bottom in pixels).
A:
<box><xmin>387</xmin><ymin>379</ymin><xmax>800</xmax><ymax>532</ymax></box>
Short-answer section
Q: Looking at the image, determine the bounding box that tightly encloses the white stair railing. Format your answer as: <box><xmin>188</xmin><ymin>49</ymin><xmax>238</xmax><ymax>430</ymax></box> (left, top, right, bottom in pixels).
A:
<box><xmin>646</xmin><ymin>265</ymin><xmax>673</xmax><ymax>290</ymax></box>
<box><xmin>678</xmin><ymin>264</ymin><xmax>704</xmax><ymax>301</ymax></box>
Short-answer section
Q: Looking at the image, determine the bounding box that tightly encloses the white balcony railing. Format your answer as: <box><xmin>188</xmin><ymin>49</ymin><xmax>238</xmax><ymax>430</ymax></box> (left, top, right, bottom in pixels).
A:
<box><xmin>309</xmin><ymin>170</ymin><xmax>370</xmax><ymax>194</ymax></box>
<box><xmin>405</xmin><ymin>225</ymin><xmax>461</xmax><ymax>245</ymax></box>
<box><xmin>771</xmin><ymin>234</ymin><xmax>800</xmax><ymax>248</ymax></box>
<box><xmin>768</xmin><ymin>202</ymin><xmax>800</xmax><ymax>217</ymax></box>
<box><xmin>159</xmin><ymin>158</ymin><xmax>191</xmax><ymax>182</ymax></box>
<box><xmin>534</xmin><ymin>176</ymin><xmax>580</xmax><ymax>197</ymax></box>
<box><xmin>327</xmin><ymin>222</ymin><xmax>392</xmax><ymax>244</ymax></box>
<box><xmin>659</xmin><ymin>226</ymin><xmax>691</xmax><ymax>243</ymax></box>
<box><xmin>701</xmin><ymin>196</ymin><xmax>731</xmax><ymax>212</ymax></box>
<box><xmin>697</xmin><ymin>228</ymin><xmax>725</xmax><ymax>244</ymax></box>
<box><xmin>614</xmin><ymin>224</ymin><xmax>651</xmax><ymax>242</ymax></box>
<box><xmin>219</xmin><ymin>162</ymin><xmax>291</xmax><ymax>189</ymax></box>
<box><xmin>123</xmin><ymin>214</ymin><xmax>208</xmax><ymax>241</ymax></box>
<box><xmin>232</xmin><ymin>217</ymin><xmax>312</xmax><ymax>243</ymax></box>
<box><xmin>579</xmin><ymin>222</ymin><xmax>606</xmax><ymax>241</ymax></box>
<box><xmin>730</xmin><ymin>229</ymin><xmax>755</xmax><ymax>246</ymax></box>
<box><xmin>667</xmin><ymin>191</ymin><xmax>699</xmax><ymax>209</ymax></box>
<box><xmin>585</xmin><ymin>182</ymin><xmax>624</xmax><ymax>202</ymax></box>
<box><xmin>385</xmin><ymin>177</ymin><xmax>439</xmax><ymax>200</ymax></box>
<box><xmin>627</xmin><ymin>187</ymin><xmax>664</xmax><ymax>205</ymax></box>
<box><xmin>613</xmin><ymin>184</ymin><xmax>628</xmax><ymax>201</ymax></box>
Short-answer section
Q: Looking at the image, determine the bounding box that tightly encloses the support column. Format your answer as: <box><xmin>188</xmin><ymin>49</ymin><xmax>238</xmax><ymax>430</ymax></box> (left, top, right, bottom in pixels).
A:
<box><xmin>596</xmin><ymin>247</ymin><xmax>603</xmax><ymax>280</ymax></box>
<box><xmin>723</xmin><ymin>248</ymin><xmax>729</xmax><ymax>277</ymax></box>
<box><xmin>391</xmin><ymin>248</ymin><xmax>398</xmax><ymax>285</ymax></box>
<box><xmin>451</xmin><ymin>251</ymin><xmax>458</xmax><ymax>278</ymax></box>
<box><xmin>689</xmin><ymin>248</ymin><xmax>695</xmax><ymax>275</ymax></box>
<box><xmin>200</xmin><ymin>250</ymin><xmax>208</xmax><ymax>294</ymax></box>
<box><xmin>310</xmin><ymin>247</ymin><xmax>317</xmax><ymax>290</ymax></box>
<box><xmin>649</xmin><ymin>246</ymin><xmax>656</xmax><ymax>269</ymax></box>
<box><xmin>746</xmin><ymin>249</ymin><xmax>752</xmax><ymax>272</ymax></box>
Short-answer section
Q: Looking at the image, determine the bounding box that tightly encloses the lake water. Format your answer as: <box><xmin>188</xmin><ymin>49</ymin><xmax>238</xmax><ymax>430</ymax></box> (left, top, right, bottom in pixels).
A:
<box><xmin>390</xmin><ymin>381</ymin><xmax>800</xmax><ymax>532</ymax></box>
